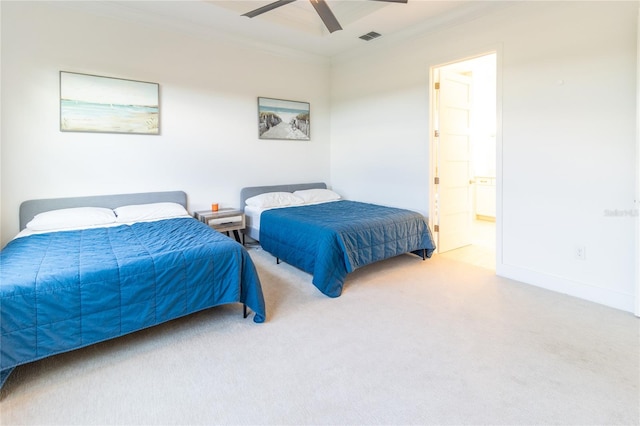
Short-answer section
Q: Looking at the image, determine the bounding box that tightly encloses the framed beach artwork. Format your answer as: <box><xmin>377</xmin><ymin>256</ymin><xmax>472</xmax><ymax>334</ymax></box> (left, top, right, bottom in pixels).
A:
<box><xmin>60</xmin><ymin>71</ymin><xmax>160</xmax><ymax>135</ymax></box>
<box><xmin>257</xmin><ymin>97</ymin><xmax>310</xmax><ymax>140</ymax></box>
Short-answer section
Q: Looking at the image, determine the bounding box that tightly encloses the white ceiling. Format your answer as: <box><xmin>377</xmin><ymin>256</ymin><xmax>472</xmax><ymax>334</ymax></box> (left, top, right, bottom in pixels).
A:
<box><xmin>58</xmin><ymin>1</ymin><xmax>510</xmax><ymax>59</ymax></box>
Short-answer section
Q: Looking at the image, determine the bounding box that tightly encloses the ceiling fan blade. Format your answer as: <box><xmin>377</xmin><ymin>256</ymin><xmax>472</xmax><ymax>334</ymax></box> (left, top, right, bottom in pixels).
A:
<box><xmin>308</xmin><ymin>0</ymin><xmax>342</xmax><ymax>33</ymax></box>
<box><xmin>368</xmin><ymin>0</ymin><xmax>408</xmax><ymax>3</ymax></box>
<box><xmin>242</xmin><ymin>0</ymin><xmax>298</xmax><ymax>18</ymax></box>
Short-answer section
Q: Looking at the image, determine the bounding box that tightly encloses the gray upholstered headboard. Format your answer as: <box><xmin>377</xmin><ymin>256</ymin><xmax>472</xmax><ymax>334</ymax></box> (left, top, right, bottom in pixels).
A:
<box><xmin>240</xmin><ymin>182</ymin><xmax>327</xmax><ymax>211</ymax></box>
<box><xmin>19</xmin><ymin>191</ymin><xmax>187</xmax><ymax>230</ymax></box>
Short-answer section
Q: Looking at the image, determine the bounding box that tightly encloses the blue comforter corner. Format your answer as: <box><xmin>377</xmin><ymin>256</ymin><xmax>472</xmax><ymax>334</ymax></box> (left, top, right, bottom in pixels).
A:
<box><xmin>259</xmin><ymin>201</ymin><xmax>435</xmax><ymax>297</ymax></box>
<box><xmin>0</xmin><ymin>217</ymin><xmax>265</xmax><ymax>385</ymax></box>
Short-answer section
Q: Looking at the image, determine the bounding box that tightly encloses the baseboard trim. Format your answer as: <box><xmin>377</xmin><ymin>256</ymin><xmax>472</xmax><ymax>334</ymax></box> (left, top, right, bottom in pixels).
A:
<box><xmin>496</xmin><ymin>263</ymin><xmax>635</xmax><ymax>313</ymax></box>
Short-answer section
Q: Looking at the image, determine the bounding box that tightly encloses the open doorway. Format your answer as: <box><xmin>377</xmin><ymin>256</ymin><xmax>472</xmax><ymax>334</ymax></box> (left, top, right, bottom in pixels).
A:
<box><xmin>430</xmin><ymin>53</ymin><xmax>497</xmax><ymax>270</ymax></box>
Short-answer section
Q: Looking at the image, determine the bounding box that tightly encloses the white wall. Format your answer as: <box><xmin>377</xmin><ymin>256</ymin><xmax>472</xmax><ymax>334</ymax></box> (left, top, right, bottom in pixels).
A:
<box><xmin>330</xmin><ymin>1</ymin><xmax>638</xmax><ymax>312</ymax></box>
<box><xmin>0</xmin><ymin>1</ymin><xmax>331</xmax><ymax>245</ymax></box>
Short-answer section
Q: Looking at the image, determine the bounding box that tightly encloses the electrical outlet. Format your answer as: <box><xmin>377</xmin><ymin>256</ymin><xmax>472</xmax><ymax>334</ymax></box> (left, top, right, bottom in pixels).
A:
<box><xmin>575</xmin><ymin>245</ymin><xmax>586</xmax><ymax>260</ymax></box>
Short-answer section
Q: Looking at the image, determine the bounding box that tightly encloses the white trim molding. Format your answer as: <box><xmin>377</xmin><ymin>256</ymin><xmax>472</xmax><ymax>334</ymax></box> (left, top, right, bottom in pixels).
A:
<box><xmin>498</xmin><ymin>264</ymin><xmax>636</xmax><ymax>314</ymax></box>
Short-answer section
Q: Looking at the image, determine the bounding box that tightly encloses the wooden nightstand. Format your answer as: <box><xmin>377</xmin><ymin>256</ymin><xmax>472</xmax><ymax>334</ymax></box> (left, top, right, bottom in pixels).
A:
<box><xmin>194</xmin><ymin>209</ymin><xmax>246</xmax><ymax>244</ymax></box>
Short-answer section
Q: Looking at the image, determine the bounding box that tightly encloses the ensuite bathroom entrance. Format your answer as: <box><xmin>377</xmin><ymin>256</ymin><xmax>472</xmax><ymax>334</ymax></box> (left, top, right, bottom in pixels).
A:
<box><xmin>430</xmin><ymin>52</ymin><xmax>497</xmax><ymax>270</ymax></box>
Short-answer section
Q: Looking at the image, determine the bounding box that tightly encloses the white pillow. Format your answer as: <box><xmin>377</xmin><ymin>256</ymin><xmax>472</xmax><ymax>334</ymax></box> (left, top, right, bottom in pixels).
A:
<box><xmin>114</xmin><ymin>202</ymin><xmax>189</xmax><ymax>223</ymax></box>
<box><xmin>293</xmin><ymin>188</ymin><xmax>341</xmax><ymax>204</ymax></box>
<box><xmin>245</xmin><ymin>192</ymin><xmax>304</xmax><ymax>209</ymax></box>
<box><xmin>26</xmin><ymin>207</ymin><xmax>117</xmax><ymax>231</ymax></box>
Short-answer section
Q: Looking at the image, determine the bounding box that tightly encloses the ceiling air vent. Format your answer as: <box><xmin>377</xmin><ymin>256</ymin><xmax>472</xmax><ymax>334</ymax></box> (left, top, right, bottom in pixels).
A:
<box><xmin>359</xmin><ymin>31</ymin><xmax>382</xmax><ymax>41</ymax></box>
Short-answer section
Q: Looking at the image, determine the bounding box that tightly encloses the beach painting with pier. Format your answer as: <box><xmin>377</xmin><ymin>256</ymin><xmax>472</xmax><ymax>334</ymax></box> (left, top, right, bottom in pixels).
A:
<box><xmin>258</xmin><ymin>97</ymin><xmax>310</xmax><ymax>141</ymax></box>
<box><xmin>60</xmin><ymin>72</ymin><xmax>159</xmax><ymax>135</ymax></box>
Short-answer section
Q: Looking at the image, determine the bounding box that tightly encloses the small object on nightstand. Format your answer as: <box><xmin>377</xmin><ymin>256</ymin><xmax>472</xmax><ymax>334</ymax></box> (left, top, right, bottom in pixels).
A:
<box><xmin>211</xmin><ymin>203</ymin><xmax>219</xmax><ymax>211</ymax></box>
<box><xmin>194</xmin><ymin>208</ymin><xmax>246</xmax><ymax>244</ymax></box>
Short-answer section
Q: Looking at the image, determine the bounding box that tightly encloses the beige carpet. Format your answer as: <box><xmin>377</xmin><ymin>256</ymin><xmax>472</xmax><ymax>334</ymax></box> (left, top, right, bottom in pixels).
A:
<box><xmin>0</xmin><ymin>246</ymin><xmax>638</xmax><ymax>425</ymax></box>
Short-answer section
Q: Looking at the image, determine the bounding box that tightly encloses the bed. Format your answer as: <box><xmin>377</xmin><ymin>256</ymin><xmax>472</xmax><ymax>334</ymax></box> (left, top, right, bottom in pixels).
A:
<box><xmin>240</xmin><ymin>183</ymin><xmax>436</xmax><ymax>297</ymax></box>
<box><xmin>0</xmin><ymin>191</ymin><xmax>266</xmax><ymax>390</ymax></box>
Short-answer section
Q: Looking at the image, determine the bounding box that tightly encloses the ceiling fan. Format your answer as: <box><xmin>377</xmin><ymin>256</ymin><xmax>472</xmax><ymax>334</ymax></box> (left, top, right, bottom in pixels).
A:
<box><xmin>242</xmin><ymin>0</ymin><xmax>409</xmax><ymax>34</ymax></box>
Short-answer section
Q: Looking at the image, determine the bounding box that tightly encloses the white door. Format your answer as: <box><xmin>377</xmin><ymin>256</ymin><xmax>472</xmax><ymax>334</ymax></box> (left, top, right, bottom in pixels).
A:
<box><xmin>433</xmin><ymin>69</ymin><xmax>473</xmax><ymax>253</ymax></box>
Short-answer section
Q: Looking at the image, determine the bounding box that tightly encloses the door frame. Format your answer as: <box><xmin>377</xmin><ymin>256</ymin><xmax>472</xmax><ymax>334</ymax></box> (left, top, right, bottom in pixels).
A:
<box><xmin>635</xmin><ymin>6</ymin><xmax>640</xmax><ymax>317</ymax></box>
<box><xmin>428</xmin><ymin>48</ymin><xmax>503</xmax><ymax>270</ymax></box>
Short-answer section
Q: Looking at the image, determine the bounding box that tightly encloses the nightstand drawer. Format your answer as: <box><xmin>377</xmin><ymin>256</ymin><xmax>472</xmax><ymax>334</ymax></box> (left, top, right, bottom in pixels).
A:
<box><xmin>194</xmin><ymin>209</ymin><xmax>246</xmax><ymax>242</ymax></box>
<box><xmin>208</xmin><ymin>215</ymin><xmax>245</xmax><ymax>232</ymax></box>
<box><xmin>208</xmin><ymin>215</ymin><xmax>244</xmax><ymax>226</ymax></box>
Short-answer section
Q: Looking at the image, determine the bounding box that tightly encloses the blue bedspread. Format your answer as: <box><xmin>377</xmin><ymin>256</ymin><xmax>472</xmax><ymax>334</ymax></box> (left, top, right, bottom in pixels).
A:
<box><xmin>0</xmin><ymin>217</ymin><xmax>265</xmax><ymax>387</ymax></box>
<box><xmin>259</xmin><ymin>200</ymin><xmax>435</xmax><ymax>297</ymax></box>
